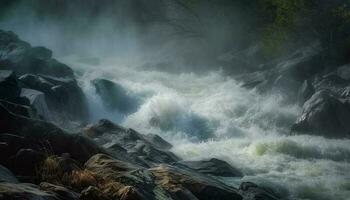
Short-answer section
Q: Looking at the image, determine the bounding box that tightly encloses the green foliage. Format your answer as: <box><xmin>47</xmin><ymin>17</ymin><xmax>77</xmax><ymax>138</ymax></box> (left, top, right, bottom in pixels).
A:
<box><xmin>259</xmin><ymin>0</ymin><xmax>307</xmax><ymax>57</ymax></box>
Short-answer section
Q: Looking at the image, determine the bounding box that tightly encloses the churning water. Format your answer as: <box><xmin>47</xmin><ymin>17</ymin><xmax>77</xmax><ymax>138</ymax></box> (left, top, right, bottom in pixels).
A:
<box><xmin>67</xmin><ymin>58</ymin><xmax>350</xmax><ymax>200</ymax></box>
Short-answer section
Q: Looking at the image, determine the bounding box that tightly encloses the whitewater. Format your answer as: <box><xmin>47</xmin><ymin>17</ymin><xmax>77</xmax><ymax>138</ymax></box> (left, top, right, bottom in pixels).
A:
<box><xmin>65</xmin><ymin>57</ymin><xmax>350</xmax><ymax>200</ymax></box>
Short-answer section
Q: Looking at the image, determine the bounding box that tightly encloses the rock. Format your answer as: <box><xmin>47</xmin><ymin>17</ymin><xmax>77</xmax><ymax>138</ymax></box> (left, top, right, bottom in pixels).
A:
<box><xmin>0</xmin><ymin>100</ymin><xmax>35</xmax><ymax>118</ymax></box>
<box><xmin>40</xmin><ymin>182</ymin><xmax>79</xmax><ymax>200</ymax></box>
<box><xmin>175</xmin><ymin>158</ymin><xmax>243</xmax><ymax>177</ymax></box>
<box><xmin>0</xmin><ymin>182</ymin><xmax>59</xmax><ymax>200</ymax></box>
<box><xmin>0</xmin><ymin>70</ymin><xmax>27</xmax><ymax>105</ymax></box>
<box><xmin>292</xmin><ymin>90</ymin><xmax>350</xmax><ymax>138</ymax></box>
<box><xmin>84</xmin><ymin>119</ymin><xmax>179</xmax><ymax>167</ymax></box>
<box><xmin>0</xmin><ymin>103</ymin><xmax>104</xmax><ymax>163</ymax></box>
<box><xmin>150</xmin><ymin>164</ymin><xmax>242</xmax><ymax>200</ymax></box>
<box><xmin>337</xmin><ymin>63</ymin><xmax>350</xmax><ymax>80</ymax></box>
<box><xmin>0</xmin><ymin>30</ymin><xmax>74</xmax><ymax>78</ymax></box>
<box><xmin>85</xmin><ymin>154</ymin><xmax>243</xmax><ymax>200</ymax></box>
<box><xmin>297</xmin><ymin>79</ymin><xmax>315</xmax><ymax>106</ymax></box>
<box><xmin>92</xmin><ymin>78</ymin><xmax>140</xmax><ymax>114</ymax></box>
<box><xmin>239</xmin><ymin>182</ymin><xmax>280</xmax><ymax>200</ymax></box>
<box><xmin>80</xmin><ymin>186</ymin><xmax>108</xmax><ymax>200</ymax></box>
<box><xmin>19</xmin><ymin>74</ymin><xmax>89</xmax><ymax>123</ymax></box>
<box><xmin>20</xmin><ymin>88</ymin><xmax>51</xmax><ymax>120</ymax></box>
<box><xmin>12</xmin><ymin>148</ymin><xmax>46</xmax><ymax>177</ymax></box>
<box><xmin>0</xmin><ymin>165</ymin><xmax>18</xmax><ymax>183</ymax></box>
<box><xmin>0</xmin><ymin>134</ymin><xmax>26</xmax><ymax>166</ymax></box>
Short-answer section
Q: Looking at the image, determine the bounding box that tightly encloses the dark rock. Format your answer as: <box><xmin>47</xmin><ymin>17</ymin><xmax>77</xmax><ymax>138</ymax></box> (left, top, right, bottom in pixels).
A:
<box><xmin>0</xmin><ymin>30</ymin><xmax>74</xmax><ymax>78</ymax></box>
<box><xmin>12</xmin><ymin>148</ymin><xmax>46</xmax><ymax>176</ymax></box>
<box><xmin>0</xmin><ymin>134</ymin><xmax>26</xmax><ymax>166</ymax></box>
<box><xmin>80</xmin><ymin>186</ymin><xmax>108</xmax><ymax>200</ymax></box>
<box><xmin>40</xmin><ymin>182</ymin><xmax>79</xmax><ymax>200</ymax></box>
<box><xmin>337</xmin><ymin>63</ymin><xmax>350</xmax><ymax>80</ymax></box>
<box><xmin>85</xmin><ymin>154</ymin><xmax>243</xmax><ymax>200</ymax></box>
<box><xmin>0</xmin><ymin>70</ymin><xmax>27</xmax><ymax>105</ymax></box>
<box><xmin>0</xmin><ymin>103</ymin><xmax>103</xmax><ymax>163</ymax></box>
<box><xmin>297</xmin><ymin>79</ymin><xmax>315</xmax><ymax>106</ymax></box>
<box><xmin>0</xmin><ymin>165</ymin><xmax>18</xmax><ymax>183</ymax></box>
<box><xmin>0</xmin><ymin>182</ymin><xmax>60</xmax><ymax>200</ymax></box>
<box><xmin>84</xmin><ymin>119</ymin><xmax>179</xmax><ymax>167</ymax></box>
<box><xmin>292</xmin><ymin>90</ymin><xmax>350</xmax><ymax>138</ymax></box>
<box><xmin>19</xmin><ymin>74</ymin><xmax>89</xmax><ymax>123</ymax></box>
<box><xmin>175</xmin><ymin>158</ymin><xmax>243</xmax><ymax>177</ymax></box>
<box><xmin>0</xmin><ymin>100</ymin><xmax>35</xmax><ymax>118</ymax></box>
<box><xmin>92</xmin><ymin>78</ymin><xmax>140</xmax><ymax>114</ymax></box>
<box><xmin>239</xmin><ymin>182</ymin><xmax>280</xmax><ymax>200</ymax></box>
<box><xmin>20</xmin><ymin>88</ymin><xmax>51</xmax><ymax>120</ymax></box>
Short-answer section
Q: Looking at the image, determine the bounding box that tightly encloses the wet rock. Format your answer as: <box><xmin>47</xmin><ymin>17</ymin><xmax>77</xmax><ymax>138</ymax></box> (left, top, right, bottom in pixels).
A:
<box><xmin>20</xmin><ymin>88</ymin><xmax>51</xmax><ymax>119</ymax></box>
<box><xmin>175</xmin><ymin>158</ymin><xmax>243</xmax><ymax>177</ymax></box>
<box><xmin>12</xmin><ymin>148</ymin><xmax>46</xmax><ymax>177</ymax></box>
<box><xmin>0</xmin><ymin>134</ymin><xmax>26</xmax><ymax>165</ymax></box>
<box><xmin>297</xmin><ymin>79</ymin><xmax>315</xmax><ymax>106</ymax></box>
<box><xmin>84</xmin><ymin>119</ymin><xmax>179</xmax><ymax>167</ymax></box>
<box><xmin>292</xmin><ymin>90</ymin><xmax>350</xmax><ymax>138</ymax></box>
<box><xmin>0</xmin><ymin>100</ymin><xmax>35</xmax><ymax>118</ymax></box>
<box><xmin>150</xmin><ymin>164</ymin><xmax>242</xmax><ymax>200</ymax></box>
<box><xmin>0</xmin><ymin>70</ymin><xmax>27</xmax><ymax>105</ymax></box>
<box><xmin>0</xmin><ymin>182</ymin><xmax>59</xmax><ymax>200</ymax></box>
<box><xmin>0</xmin><ymin>30</ymin><xmax>74</xmax><ymax>78</ymax></box>
<box><xmin>0</xmin><ymin>103</ymin><xmax>104</xmax><ymax>163</ymax></box>
<box><xmin>80</xmin><ymin>186</ymin><xmax>108</xmax><ymax>200</ymax></box>
<box><xmin>239</xmin><ymin>182</ymin><xmax>280</xmax><ymax>200</ymax></box>
<box><xmin>40</xmin><ymin>182</ymin><xmax>79</xmax><ymax>200</ymax></box>
<box><xmin>19</xmin><ymin>74</ymin><xmax>89</xmax><ymax>122</ymax></box>
<box><xmin>92</xmin><ymin>78</ymin><xmax>140</xmax><ymax>114</ymax></box>
<box><xmin>0</xmin><ymin>165</ymin><xmax>18</xmax><ymax>183</ymax></box>
<box><xmin>85</xmin><ymin>154</ymin><xmax>243</xmax><ymax>200</ymax></box>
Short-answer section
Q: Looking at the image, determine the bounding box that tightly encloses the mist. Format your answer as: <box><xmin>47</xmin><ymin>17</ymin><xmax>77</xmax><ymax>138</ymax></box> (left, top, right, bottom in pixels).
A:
<box><xmin>1</xmin><ymin>1</ymin><xmax>350</xmax><ymax>200</ymax></box>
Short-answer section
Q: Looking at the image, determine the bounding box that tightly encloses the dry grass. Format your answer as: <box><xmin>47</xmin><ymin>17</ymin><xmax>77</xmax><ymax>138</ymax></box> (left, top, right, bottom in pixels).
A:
<box><xmin>37</xmin><ymin>156</ymin><xmax>63</xmax><ymax>184</ymax></box>
<box><xmin>63</xmin><ymin>169</ymin><xmax>98</xmax><ymax>190</ymax></box>
<box><xmin>37</xmin><ymin>155</ymin><xmax>130</xmax><ymax>199</ymax></box>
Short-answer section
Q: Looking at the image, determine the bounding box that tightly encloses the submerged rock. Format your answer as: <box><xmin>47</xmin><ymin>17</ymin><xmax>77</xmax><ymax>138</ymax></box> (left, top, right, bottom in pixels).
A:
<box><xmin>92</xmin><ymin>78</ymin><xmax>140</xmax><ymax>114</ymax></box>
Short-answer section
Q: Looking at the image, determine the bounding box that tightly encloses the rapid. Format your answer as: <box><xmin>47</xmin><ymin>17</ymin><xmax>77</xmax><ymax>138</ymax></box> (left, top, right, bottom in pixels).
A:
<box><xmin>66</xmin><ymin>58</ymin><xmax>350</xmax><ymax>200</ymax></box>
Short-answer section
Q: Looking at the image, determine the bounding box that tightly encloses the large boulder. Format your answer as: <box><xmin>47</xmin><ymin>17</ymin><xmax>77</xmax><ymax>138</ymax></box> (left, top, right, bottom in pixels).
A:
<box><xmin>292</xmin><ymin>90</ymin><xmax>350</xmax><ymax>138</ymax></box>
<box><xmin>85</xmin><ymin>154</ymin><xmax>243</xmax><ymax>200</ymax></box>
<box><xmin>0</xmin><ymin>70</ymin><xmax>27</xmax><ymax>105</ymax></box>
<box><xmin>84</xmin><ymin>119</ymin><xmax>179</xmax><ymax>167</ymax></box>
<box><xmin>0</xmin><ymin>182</ymin><xmax>79</xmax><ymax>200</ymax></box>
<box><xmin>175</xmin><ymin>158</ymin><xmax>243</xmax><ymax>177</ymax></box>
<box><xmin>0</xmin><ymin>103</ymin><xmax>103</xmax><ymax>163</ymax></box>
<box><xmin>0</xmin><ymin>30</ymin><xmax>74</xmax><ymax>78</ymax></box>
<box><xmin>92</xmin><ymin>78</ymin><xmax>140</xmax><ymax>114</ymax></box>
<box><xmin>19</xmin><ymin>74</ymin><xmax>89</xmax><ymax>123</ymax></box>
<box><xmin>20</xmin><ymin>88</ymin><xmax>51</xmax><ymax>120</ymax></box>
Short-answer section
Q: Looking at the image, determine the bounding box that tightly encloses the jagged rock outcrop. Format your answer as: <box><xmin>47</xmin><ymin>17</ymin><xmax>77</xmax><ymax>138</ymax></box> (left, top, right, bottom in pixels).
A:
<box><xmin>0</xmin><ymin>30</ymin><xmax>89</xmax><ymax>125</ymax></box>
<box><xmin>84</xmin><ymin>119</ymin><xmax>179</xmax><ymax>167</ymax></box>
<box><xmin>0</xmin><ymin>30</ymin><xmax>73</xmax><ymax>78</ymax></box>
<box><xmin>0</xmin><ymin>103</ymin><xmax>103</xmax><ymax>164</ymax></box>
<box><xmin>291</xmin><ymin>71</ymin><xmax>350</xmax><ymax>138</ymax></box>
<box><xmin>85</xmin><ymin>154</ymin><xmax>243</xmax><ymax>200</ymax></box>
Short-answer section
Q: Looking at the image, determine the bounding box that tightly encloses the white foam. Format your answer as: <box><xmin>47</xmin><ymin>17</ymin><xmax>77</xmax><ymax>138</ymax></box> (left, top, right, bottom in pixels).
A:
<box><xmin>68</xmin><ymin>59</ymin><xmax>350</xmax><ymax>200</ymax></box>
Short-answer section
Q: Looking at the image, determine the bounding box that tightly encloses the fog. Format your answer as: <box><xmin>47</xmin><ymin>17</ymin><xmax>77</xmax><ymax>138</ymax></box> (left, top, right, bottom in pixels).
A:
<box><xmin>1</xmin><ymin>1</ymin><xmax>350</xmax><ymax>199</ymax></box>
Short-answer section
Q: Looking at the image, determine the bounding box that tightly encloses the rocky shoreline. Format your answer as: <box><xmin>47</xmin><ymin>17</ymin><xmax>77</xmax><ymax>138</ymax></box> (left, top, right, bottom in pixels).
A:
<box><xmin>0</xmin><ymin>30</ymin><xmax>282</xmax><ymax>199</ymax></box>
